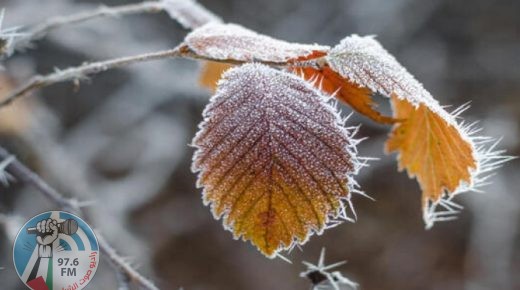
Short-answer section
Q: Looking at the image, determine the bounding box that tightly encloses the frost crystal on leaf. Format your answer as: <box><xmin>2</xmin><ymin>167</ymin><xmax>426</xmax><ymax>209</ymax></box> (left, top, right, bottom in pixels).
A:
<box><xmin>192</xmin><ymin>63</ymin><xmax>362</xmax><ymax>257</ymax></box>
<box><xmin>327</xmin><ymin>34</ymin><xmax>512</xmax><ymax>228</ymax></box>
<box><xmin>327</xmin><ymin>34</ymin><xmax>439</xmax><ymax>108</ymax></box>
<box><xmin>185</xmin><ymin>23</ymin><xmax>330</xmax><ymax>63</ymax></box>
<box><xmin>292</xmin><ymin>66</ymin><xmax>397</xmax><ymax>124</ymax></box>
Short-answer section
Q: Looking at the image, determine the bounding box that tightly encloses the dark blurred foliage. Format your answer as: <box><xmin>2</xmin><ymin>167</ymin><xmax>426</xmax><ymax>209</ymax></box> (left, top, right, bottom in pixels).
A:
<box><xmin>0</xmin><ymin>0</ymin><xmax>519</xmax><ymax>289</ymax></box>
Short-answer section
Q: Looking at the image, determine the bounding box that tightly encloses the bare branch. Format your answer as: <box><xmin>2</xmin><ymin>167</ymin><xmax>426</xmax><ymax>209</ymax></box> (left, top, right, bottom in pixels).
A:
<box><xmin>0</xmin><ymin>145</ymin><xmax>159</xmax><ymax>290</ymax></box>
<box><xmin>5</xmin><ymin>0</ymin><xmax>221</xmax><ymax>56</ymax></box>
<box><xmin>9</xmin><ymin>1</ymin><xmax>163</xmax><ymax>54</ymax></box>
<box><xmin>0</xmin><ymin>46</ymin><xmax>183</xmax><ymax>108</ymax></box>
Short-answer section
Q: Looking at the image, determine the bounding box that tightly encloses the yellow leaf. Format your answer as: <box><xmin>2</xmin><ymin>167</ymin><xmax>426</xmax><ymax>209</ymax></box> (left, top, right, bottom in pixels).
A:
<box><xmin>198</xmin><ymin>61</ymin><xmax>233</xmax><ymax>92</ymax></box>
<box><xmin>386</xmin><ymin>96</ymin><xmax>476</xmax><ymax>218</ymax></box>
<box><xmin>192</xmin><ymin>64</ymin><xmax>359</xmax><ymax>257</ymax></box>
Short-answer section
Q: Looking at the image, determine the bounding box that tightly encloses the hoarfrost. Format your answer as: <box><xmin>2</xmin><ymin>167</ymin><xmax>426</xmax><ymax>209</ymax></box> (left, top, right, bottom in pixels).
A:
<box><xmin>327</xmin><ymin>35</ymin><xmax>438</xmax><ymax>108</ymax></box>
<box><xmin>192</xmin><ymin>63</ymin><xmax>364</xmax><ymax>257</ymax></box>
<box><xmin>185</xmin><ymin>23</ymin><xmax>330</xmax><ymax>63</ymax></box>
<box><xmin>327</xmin><ymin>34</ymin><xmax>513</xmax><ymax>227</ymax></box>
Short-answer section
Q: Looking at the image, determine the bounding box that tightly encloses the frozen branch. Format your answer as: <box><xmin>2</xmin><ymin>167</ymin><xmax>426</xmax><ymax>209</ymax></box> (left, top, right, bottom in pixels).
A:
<box><xmin>6</xmin><ymin>1</ymin><xmax>163</xmax><ymax>55</ymax></box>
<box><xmin>5</xmin><ymin>0</ymin><xmax>221</xmax><ymax>56</ymax></box>
<box><xmin>0</xmin><ymin>145</ymin><xmax>159</xmax><ymax>290</ymax></box>
<box><xmin>0</xmin><ymin>46</ymin><xmax>184</xmax><ymax>107</ymax></box>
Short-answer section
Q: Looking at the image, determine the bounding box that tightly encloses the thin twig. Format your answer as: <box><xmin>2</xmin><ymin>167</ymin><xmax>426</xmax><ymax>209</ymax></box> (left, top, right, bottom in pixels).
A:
<box><xmin>10</xmin><ymin>1</ymin><xmax>165</xmax><ymax>53</ymax></box>
<box><xmin>0</xmin><ymin>146</ymin><xmax>159</xmax><ymax>290</ymax></box>
<box><xmin>6</xmin><ymin>0</ymin><xmax>221</xmax><ymax>55</ymax></box>
<box><xmin>0</xmin><ymin>46</ymin><xmax>183</xmax><ymax>108</ymax></box>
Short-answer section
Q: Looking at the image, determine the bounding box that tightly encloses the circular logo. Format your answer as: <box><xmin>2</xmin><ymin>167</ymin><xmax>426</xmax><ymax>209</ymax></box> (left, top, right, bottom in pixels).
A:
<box><xmin>13</xmin><ymin>211</ymin><xmax>99</xmax><ymax>290</ymax></box>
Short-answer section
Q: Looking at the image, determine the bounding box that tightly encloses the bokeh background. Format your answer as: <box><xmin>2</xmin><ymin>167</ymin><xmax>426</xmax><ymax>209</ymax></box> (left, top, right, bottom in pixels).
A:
<box><xmin>0</xmin><ymin>0</ymin><xmax>519</xmax><ymax>289</ymax></box>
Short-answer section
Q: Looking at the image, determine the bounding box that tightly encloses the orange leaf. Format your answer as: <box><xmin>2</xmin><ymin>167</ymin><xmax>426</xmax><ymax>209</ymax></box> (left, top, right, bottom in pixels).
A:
<box><xmin>326</xmin><ymin>34</ymin><xmax>510</xmax><ymax>226</ymax></box>
<box><xmin>386</xmin><ymin>96</ymin><xmax>476</xmax><ymax>221</ymax></box>
<box><xmin>192</xmin><ymin>64</ymin><xmax>360</xmax><ymax>257</ymax></box>
<box><xmin>294</xmin><ymin>66</ymin><xmax>397</xmax><ymax>124</ymax></box>
<box><xmin>198</xmin><ymin>61</ymin><xmax>233</xmax><ymax>92</ymax></box>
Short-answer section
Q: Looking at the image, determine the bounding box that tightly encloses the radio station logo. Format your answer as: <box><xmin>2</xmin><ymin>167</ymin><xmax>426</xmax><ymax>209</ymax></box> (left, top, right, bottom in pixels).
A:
<box><xmin>13</xmin><ymin>211</ymin><xmax>99</xmax><ymax>290</ymax></box>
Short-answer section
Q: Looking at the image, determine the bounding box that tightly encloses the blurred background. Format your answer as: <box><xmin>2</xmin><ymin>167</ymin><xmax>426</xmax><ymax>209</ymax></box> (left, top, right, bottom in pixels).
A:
<box><xmin>0</xmin><ymin>0</ymin><xmax>519</xmax><ymax>289</ymax></box>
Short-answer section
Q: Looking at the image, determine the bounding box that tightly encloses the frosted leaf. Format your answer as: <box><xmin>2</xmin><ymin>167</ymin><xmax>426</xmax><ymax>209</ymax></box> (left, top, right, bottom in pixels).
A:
<box><xmin>326</xmin><ymin>35</ymin><xmax>463</xmax><ymax>127</ymax></box>
<box><xmin>192</xmin><ymin>63</ymin><xmax>361</xmax><ymax>257</ymax></box>
<box><xmin>292</xmin><ymin>66</ymin><xmax>397</xmax><ymax>124</ymax></box>
<box><xmin>327</xmin><ymin>35</ymin><xmax>512</xmax><ymax>228</ymax></box>
<box><xmin>185</xmin><ymin>23</ymin><xmax>330</xmax><ymax>63</ymax></box>
<box><xmin>327</xmin><ymin>35</ymin><xmax>436</xmax><ymax>106</ymax></box>
<box><xmin>161</xmin><ymin>0</ymin><xmax>222</xmax><ymax>29</ymax></box>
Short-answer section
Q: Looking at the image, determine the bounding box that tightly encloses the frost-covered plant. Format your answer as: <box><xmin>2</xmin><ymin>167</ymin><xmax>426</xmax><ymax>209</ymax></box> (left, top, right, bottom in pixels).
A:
<box><xmin>186</xmin><ymin>22</ymin><xmax>512</xmax><ymax>257</ymax></box>
<box><xmin>0</xmin><ymin>0</ymin><xmax>512</xmax><ymax>261</ymax></box>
